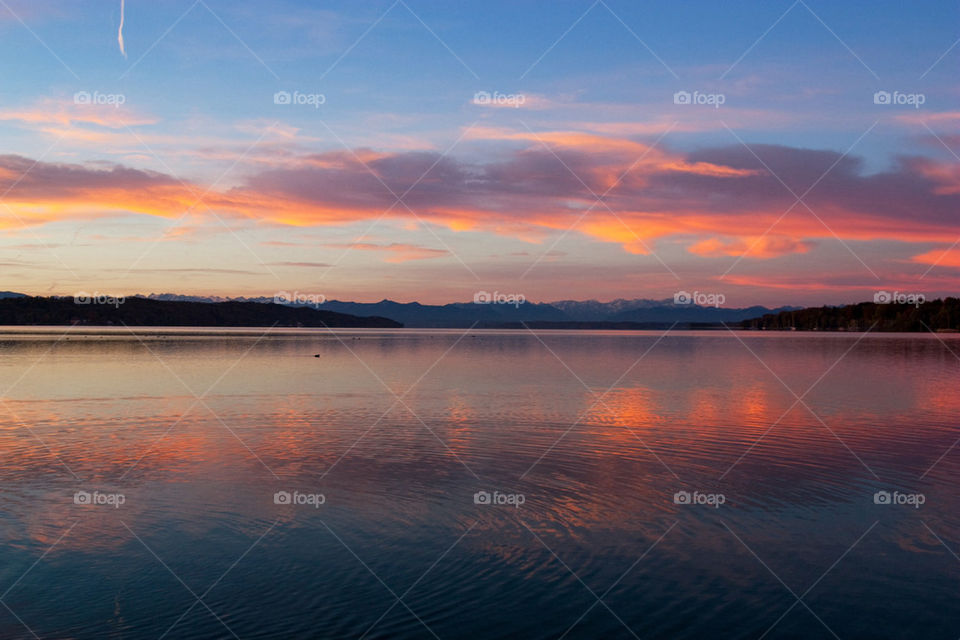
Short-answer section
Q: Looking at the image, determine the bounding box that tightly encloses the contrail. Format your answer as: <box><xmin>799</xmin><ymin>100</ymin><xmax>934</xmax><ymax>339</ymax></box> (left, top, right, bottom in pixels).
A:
<box><xmin>118</xmin><ymin>0</ymin><xmax>127</xmax><ymax>58</ymax></box>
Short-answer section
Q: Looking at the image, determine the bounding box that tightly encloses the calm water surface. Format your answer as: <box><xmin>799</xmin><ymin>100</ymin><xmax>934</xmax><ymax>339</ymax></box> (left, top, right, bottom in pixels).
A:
<box><xmin>1</xmin><ymin>328</ymin><xmax>959</xmax><ymax>639</ymax></box>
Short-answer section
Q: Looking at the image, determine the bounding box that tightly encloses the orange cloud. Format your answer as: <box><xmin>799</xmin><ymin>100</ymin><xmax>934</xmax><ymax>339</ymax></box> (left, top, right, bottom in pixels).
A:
<box><xmin>4</xmin><ymin>129</ymin><xmax>960</xmax><ymax>263</ymax></box>
<box><xmin>322</xmin><ymin>242</ymin><xmax>449</xmax><ymax>262</ymax></box>
<box><xmin>911</xmin><ymin>247</ymin><xmax>960</xmax><ymax>268</ymax></box>
<box><xmin>895</xmin><ymin>111</ymin><xmax>960</xmax><ymax>126</ymax></box>
<box><xmin>0</xmin><ymin>97</ymin><xmax>158</xmax><ymax>129</ymax></box>
<box><xmin>688</xmin><ymin>235</ymin><xmax>814</xmax><ymax>258</ymax></box>
<box><xmin>911</xmin><ymin>159</ymin><xmax>960</xmax><ymax>195</ymax></box>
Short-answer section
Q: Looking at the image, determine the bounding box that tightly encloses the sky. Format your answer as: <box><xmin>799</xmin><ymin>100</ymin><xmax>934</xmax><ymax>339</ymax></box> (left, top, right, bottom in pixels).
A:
<box><xmin>0</xmin><ymin>0</ymin><xmax>958</xmax><ymax>306</ymax></box>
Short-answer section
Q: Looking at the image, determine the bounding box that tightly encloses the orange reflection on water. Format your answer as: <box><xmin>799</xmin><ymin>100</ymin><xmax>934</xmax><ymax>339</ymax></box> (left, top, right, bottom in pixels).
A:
<box><xmin>4</xmin><ymin>330</ymin><xmax>960</xmax><ymax>558</ymax></box>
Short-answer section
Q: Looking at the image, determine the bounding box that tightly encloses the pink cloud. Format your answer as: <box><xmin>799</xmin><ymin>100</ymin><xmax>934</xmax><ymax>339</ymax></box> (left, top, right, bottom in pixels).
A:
<box><xmin>3</xmin><ymin>130</ymin><xmax>960</xmax><ymax>266</ymax></box>
<box><xmin>321</xmin><ymin>242</ymin><xmax>449</xmax><ymax>263</ymax></box>
<box><xmin>0</xmin><ymin>97</ymin><xmax>158</xmax><ymax>130</ymax></box>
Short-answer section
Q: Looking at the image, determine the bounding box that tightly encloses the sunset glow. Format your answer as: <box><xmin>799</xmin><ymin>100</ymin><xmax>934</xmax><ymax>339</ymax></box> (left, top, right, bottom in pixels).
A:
<box><xmin>1</xmin><ymin>1</ymin><xmax>957</xmax><ymax>305</ymax></box>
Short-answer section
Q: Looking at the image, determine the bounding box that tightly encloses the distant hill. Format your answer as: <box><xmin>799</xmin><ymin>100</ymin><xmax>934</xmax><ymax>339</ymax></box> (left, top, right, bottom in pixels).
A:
<box><xmin>126</xmin><ymin>294</ymin><xmax>796</xmax><ymax>328</ymax></box>
<box><xmin>2</xmin><ymin>292</ymin><xmax>796</xmax><ymax>328</ymax></box>
<box><xmin>607</xmin><ymin>304</ymin><xmax>798</xmax><ymax>324</ymax></box>
<box><xmin>487</xmin><ymin>321</ymin><xmax>727</xmax><ymax>330</ymax></box>
<box><xmin>317</xmin><ymin>299</ymin><xmax>797</xmax><ymax>327</ymax></box>
<box><xmin>548</xmin><ymin>298</ymin><xmax>670</xmax><ymax>320</ymax></box>
<box><xmin>0</xmin><ymin>296</ymin><xmax>401</xmax><ymax>328</ymax></box>
<box><xmin>742</xmin><ymin>298</ymin><xmax>960</xmax><ymax>332</ymax></box>
<box><xmin>0</xmin><ymin>291</ymin><xmax>27</xmax><ymax>299</ymax></box>
<box><xmin>319</xmin><ymin>300</ymin><xmax>563</xmax><ymax>327</ymax></box>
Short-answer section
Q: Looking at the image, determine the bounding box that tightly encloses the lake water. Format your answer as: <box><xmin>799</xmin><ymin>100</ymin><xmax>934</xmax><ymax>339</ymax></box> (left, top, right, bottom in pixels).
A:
<box><xmin>1</xmin><ymin>328</ymin><xmax>958</xmax><ymax>639</ymax></box>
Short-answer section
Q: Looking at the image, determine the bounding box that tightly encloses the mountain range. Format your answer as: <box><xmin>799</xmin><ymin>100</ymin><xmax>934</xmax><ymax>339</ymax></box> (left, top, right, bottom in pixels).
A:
<box><xmin>0</xmin><ymin>295</ymin><xmax>401</xmax><ymax>328</ymax></box>
<box><xmin>141</xmin><ymin>294</ymin><xmax>797</xmax><ymax>327</ymax></box>
<box><xmin>0</xmin><ymin>292</ymin><xmax>798</xmax><ymax>328</ymax></box>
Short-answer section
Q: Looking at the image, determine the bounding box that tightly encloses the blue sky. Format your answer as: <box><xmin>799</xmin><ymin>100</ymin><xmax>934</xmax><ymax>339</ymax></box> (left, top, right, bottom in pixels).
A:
<box><xmin>1</xmin><ymin>0</ymin><xmax>959</xmax><ymax>305</ymax></box>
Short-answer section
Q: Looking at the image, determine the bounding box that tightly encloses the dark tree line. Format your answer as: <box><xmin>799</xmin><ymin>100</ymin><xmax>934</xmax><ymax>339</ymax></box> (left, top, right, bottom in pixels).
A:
<box><xmin>741</xmin><ymin>298</ymin><xmax>960</xmax><ymax>332</ymax></box>
<box><xmin>0</xmin><ymin>297</ymin><xmax>402</xmax><ymax>328</ymax></box>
